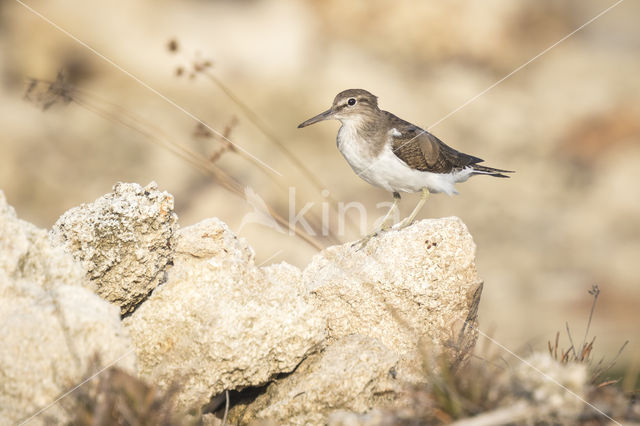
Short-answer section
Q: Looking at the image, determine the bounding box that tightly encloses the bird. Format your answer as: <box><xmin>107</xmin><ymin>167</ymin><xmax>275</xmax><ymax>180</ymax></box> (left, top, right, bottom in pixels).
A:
<box><xmin>298</xmin><ymin>88</ymin><xmax>513</xmax><ymax>246</ymax></box>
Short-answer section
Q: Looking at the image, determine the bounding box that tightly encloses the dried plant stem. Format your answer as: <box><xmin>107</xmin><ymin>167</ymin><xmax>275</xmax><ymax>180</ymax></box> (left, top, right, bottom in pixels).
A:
<box><xmin>221</xmin><ymin>390</ymin><xmax>229</xmax><ymax>426</ymax></box>
<box><xmin>591</xmin><ymin>340</ymin><xmax>629</xmax><ymax>383</ymax></box>
<box><xmin>202</xmin><ymin>70</ymin><xmax>360</xmax><ymax>238</ymax></box>
<box><xmin>582</xmin><ymin>284</ymin><xmax>600</xmax><ymax>351</ymax></box>
<box><xmin>75</xmin><ymin>82</ymin><xmax>339</xmax><ymax>245</ymax></box>
<box><xmin>565</xmin><ymin>321</ymin><xmax>578</xmax><ymax>360</ymax></box>
<box><xmin>71</xmin><ymin>93</ymin><xmax>324</xmax><ymax>251</ymax></box>
<box><xmin>203</xmin><ymin>72</ymin><xmax>325</xmax><ymax>188</ymax></box>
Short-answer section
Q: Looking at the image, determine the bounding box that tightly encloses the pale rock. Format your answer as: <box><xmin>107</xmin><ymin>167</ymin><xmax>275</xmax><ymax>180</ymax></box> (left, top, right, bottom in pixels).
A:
<box><xmin>230</xmin><ymin>335</ymin><xmax>401</xmax><ymax>426</ymax></box>
<box><xmin>201</xmin><ymin>413</ymin><xmax>223</xmax><ymax>426</ymax></box>
<box><xmin>227</xmin><ymin>217</ymin><xmax>482</xmax><ymax>424</ymax></box>
<box><xmin>50</xmin><ymin>182</ymin><xmax>177</xmax><ymax>313</ymax></box>
<box><xmin>449</xmin><ymin>353</ymin><xmax>591</xmax><ymax>425</ymax></box>
<box><xmin>2</xmin><ymin>184</ymin><xmax>485</xmax><ymax>424</ymax></box>
<box><xmin>511</xmin><ymin>352</ymin><xmax>588</xmax><ymax>419</ymax></box>
<box><xmin>303</xmin><ymin>217</ymin><xmax>482</xmax><ymax>366</ymax></box>
<box><xmin>327</xmin><ymin>410</ymin><xmax>395</xmax><ymax>426</ymax></box>
<box><xmin>0</xmin><ymin>190</ymin><xmax>86</xmax><ymax>292</ymax></box>
<box><xmin>0</xmin><ymin>191</ymin><xmax>136</xmax><ymax>425</ymax></box>
<box><xmin>124</xmin><ymin>218</ymin><xmax>325</xmax><ymax>410</ymax></box>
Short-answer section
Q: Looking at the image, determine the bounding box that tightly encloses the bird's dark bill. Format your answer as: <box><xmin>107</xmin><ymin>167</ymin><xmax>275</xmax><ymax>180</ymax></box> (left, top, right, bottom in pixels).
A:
<box><xmin>298</xmin><ymin>108</ymin><xmax>333</xmax><ymax>128</ymax></box>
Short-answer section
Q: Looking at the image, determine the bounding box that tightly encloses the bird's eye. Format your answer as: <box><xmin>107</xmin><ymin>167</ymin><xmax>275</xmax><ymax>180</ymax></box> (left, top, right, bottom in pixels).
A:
<box><xmin>347</xmin><ymin>98</ymin><xmax>356</xmax><ymax>106</ymax></box>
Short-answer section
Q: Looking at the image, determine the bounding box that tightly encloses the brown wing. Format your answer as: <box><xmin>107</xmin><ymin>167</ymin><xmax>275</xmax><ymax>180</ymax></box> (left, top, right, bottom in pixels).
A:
<box><xmin>391</xmin><ymin>126</ymin><xmax>483</xmax><ymax>174</ymax></box>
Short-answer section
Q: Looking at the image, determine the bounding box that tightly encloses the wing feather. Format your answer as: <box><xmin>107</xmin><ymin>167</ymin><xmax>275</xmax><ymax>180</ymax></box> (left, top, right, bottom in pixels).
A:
<box><xmin>391</xmin><ymin>127</ymin><xmax>483</xmax><ymax>174</ymax></box>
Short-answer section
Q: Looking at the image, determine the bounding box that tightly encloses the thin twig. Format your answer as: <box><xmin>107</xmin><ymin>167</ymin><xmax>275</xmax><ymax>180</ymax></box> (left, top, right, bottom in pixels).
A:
<box><xmin>167</xmin><ymin>64</ymin><xmax>343</xmax><ymax>244</ymax></box>
<box><xmin>565</xmin><ymin>322</ymin><xmax>578</xmax><ymax>360</ymax></box>
<box><xmin>199</xmin><ymin>69</ymin><xmax>359</xmax><ymax>239</ymax></box>
<box><xmin>591</xmin><ymin>340</ymin><xmax>629</xmax><ymax>383</ymax></box>
<box><xmin>27</xmin><ymin>77</ymin><xmax>325</xmax><ymax>250</ymax></box>
<box><xmin>221</xmin><ymin>390</ymin><xmax>230</xmax><ymax>426</ymax></box>
<box><xmin>582</xmin><ymin>284</ymin><xmax>600</xmax><ymax>352</ymax></box>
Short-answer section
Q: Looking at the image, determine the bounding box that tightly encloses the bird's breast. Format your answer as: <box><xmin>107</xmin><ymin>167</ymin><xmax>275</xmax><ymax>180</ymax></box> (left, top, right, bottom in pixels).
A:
<box><xmin>337</xmin><ymin>123</ymin><xmax>378</xmax><ymax>175</ymax></box>
<box><xmin>336</xmin><ymin>123</ymin><xmax>465</xmax><ymax>194</ymax></box>
<box><xmin>336</xmin><ymin>123</ymin><xmax>400</xmax><ymax>191</ymax></box>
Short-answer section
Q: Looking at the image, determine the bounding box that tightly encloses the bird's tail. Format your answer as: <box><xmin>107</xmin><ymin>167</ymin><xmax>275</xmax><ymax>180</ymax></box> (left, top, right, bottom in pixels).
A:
<box><xmin>470</xmin><ymin>164</ymin><xmax>514</xmax><ymax>178</ymax></box>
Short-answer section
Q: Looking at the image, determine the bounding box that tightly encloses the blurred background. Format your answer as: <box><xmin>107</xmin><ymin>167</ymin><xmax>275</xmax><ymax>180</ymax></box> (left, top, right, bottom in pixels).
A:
<box><xmin>1</xmin><ymin>0</ymin><xmax>638</xmax><ymax>376</ymax></box>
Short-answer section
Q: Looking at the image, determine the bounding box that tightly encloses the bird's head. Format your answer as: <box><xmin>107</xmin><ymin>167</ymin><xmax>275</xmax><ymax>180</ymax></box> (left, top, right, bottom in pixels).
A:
<box><xmin>298</xmin><ymin>89</ymin><xmax>379</xmax><ymax>128</ymax></box>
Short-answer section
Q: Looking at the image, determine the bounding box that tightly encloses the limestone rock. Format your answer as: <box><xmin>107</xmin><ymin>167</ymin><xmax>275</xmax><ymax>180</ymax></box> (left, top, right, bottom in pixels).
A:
<box><xmin>50</xmin><ymin>182</ymin><xmax>177</xmax><ymax>313</ymax></box>
<box><xmin>123</xmin><ymin>218</ymin><xmax>325</xmax><ymax>411</ymax></box>
<box><xmin>2</xmin><ymin>184</ymin><xmax>486</xmax><ymax>425</ymax></box>
<box><xmin>303</xmin><ymin>217</ymin><xmax>482</xmax><ymax>363</ymax></box>
<box><xmin>0</xmin><ymin>190</ymin><xmax>86</xmax><ymax>292</ymax></box>
<box><xmin>510</xmin><ymin>352</ymin><xmax>588</xmax><ymax>420</ymax></box>
<box><xmin>326</xmin><ymin>410</ymin><xmax>395</xmax><ymax>426</ymax></box>
<box><xmin>230</xmin><ymin>335</ymin><xmax>402</xmax><ymax>426</ymax></box>
<box><xmin>224</xmin><ymin>218</ymin><xmax>482</xmax><ymax>424</ymax></box>
<box><xmin>0</xmin><ymin>191</ymin><xmax>136</xmax><ymax>425</ymax></box>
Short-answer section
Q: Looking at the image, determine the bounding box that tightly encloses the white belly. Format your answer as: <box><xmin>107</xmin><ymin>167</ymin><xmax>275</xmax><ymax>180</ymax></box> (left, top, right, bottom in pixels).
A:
<box><xmin>337</xmin><ymin>126</ymin><xmax>472</xmax><ymax>195</ymax></box>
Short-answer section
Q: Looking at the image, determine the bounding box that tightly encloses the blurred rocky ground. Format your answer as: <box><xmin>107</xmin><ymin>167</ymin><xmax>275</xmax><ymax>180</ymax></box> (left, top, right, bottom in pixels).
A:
<box><xmin>0</xmin><ymin>0</ymin><xmax>638</xmax><ymax>373</ymax></box>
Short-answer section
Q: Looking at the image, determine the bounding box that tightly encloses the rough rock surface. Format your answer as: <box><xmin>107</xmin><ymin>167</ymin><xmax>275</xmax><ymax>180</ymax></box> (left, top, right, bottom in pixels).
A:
<box><xmin>50</xmin><ymin>182</ymin><xmax>177</xmax><ymax>313</ymax></box>
<box><xmin>303</xmin><ymin>217</ymin><xmax>482</xmax><ymax>364</ymax></box>
<box><xmin>230</xmin><ymin>334</ymin><xmax>402</xmax><ymax>426</ymax></box>
<box><xmin>510</xmin><ymin>352</ymin><xmax>588</xmax><ymax>420</ymax></box>
<box><xmin>226</xmin><ymin>218</ymin><xmax>482</xmax><ymax>424</ymax></box>
<box><xmin>123</xmin><ymin>218</ymin><xmax>325</xmax><ymax>410</ymax></box>
<box><xmin>326</xmin><ymin>410</ymin><xmax>394</xmax><ymax>426</ymax></box>
<box><xmin>1</xmin><ymin>183</ymin><xmax>486</xmax><ymax>424</ymax></box>
<box><xmin>0</xmin><ymin>191</ymin><xmax>86</xmax><ymax>292</ymax></box>
<box><xmin>0</xmin><ymin>191</ymin><xmax>136</xmax><ymax>425</ymax></box>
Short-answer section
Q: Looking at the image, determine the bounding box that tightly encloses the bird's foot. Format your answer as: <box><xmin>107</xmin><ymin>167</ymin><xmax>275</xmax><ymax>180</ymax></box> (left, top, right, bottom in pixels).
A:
<box><xmin>351</xmin><ymin>234</ymin><xmax>376</xmax><ymax>251</ymax></box>
<box><xmin>351</xmin><ymin>225</ymin><xmax>393</xmax><ymax>251</ymax></box>
<box><xmin>392</xmin><ymin>218</ymin><xmax>414</xmax><ymax>231</ymax></box>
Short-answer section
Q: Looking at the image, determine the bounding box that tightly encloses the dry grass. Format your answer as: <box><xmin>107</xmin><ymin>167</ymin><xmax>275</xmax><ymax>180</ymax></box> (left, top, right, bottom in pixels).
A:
<box><xmin>68</xmin><ymin>363</ymin><xmax>193</xmax><ymax>426</ymax></box>
<box><xmin>24</xmin><ymin>70</ymin><xmax>330</xmax><ymax>250</ymax></box>
<box><xmin>387</xmin><ymin>285</ymin><xmax>639</xmax><ymax>425</ymax></box>
<box><xmin>412</xmin><ymin>333</ymin><xmax>511</xmax><ymax>424</ymax></box>
<box><xmin>166</xmin><ymin>37</ymin><xmax>359</xmax><ymax>242</ymax></box>
<box><xmin>548</xmin><ymin>285</ymin><xmax>629</xmax><ymax>387</ymax></box>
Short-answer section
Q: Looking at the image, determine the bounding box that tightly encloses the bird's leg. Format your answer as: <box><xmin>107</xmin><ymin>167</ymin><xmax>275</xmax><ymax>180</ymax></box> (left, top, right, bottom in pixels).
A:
<box><xmin>352</xmin><ymin>192</ymin><xmax>400</xmax><ymax>250</ymax></box>
<box><xmin>395</xmin><ymin>188</ymin><xmax>429</xmax><ymax>230</ymax></box>
<box><xmin>377</xmin><ymin>191</ymin><xmax>401</xmax><ymax>231</ymax></box>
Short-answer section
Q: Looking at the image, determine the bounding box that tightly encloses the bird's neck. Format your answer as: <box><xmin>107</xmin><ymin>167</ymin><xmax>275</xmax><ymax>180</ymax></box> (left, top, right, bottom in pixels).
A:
<box><xmin>340</xmin><ymin>111</ymin><xmax>385</xmax><ymax>138</ymax></box>
<box><xmin>337</xmin><ymin>114</ymin><xmax>387</xmax><ymax>158</ymax></box>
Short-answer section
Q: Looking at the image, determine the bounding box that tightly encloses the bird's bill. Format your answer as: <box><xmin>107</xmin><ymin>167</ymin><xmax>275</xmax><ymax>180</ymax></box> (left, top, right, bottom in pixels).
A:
<box><xmin>297</xmin><ymin>108</ymin><xmax>334</xmax><ymax>128</ymax></box>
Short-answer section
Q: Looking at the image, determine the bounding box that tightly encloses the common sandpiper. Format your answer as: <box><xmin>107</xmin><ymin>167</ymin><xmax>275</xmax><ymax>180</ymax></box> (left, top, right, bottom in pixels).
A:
<box><xmin>298</xmin><ymin>88</ymin><xmax>513</xmax><ymax>245</ymax></box>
